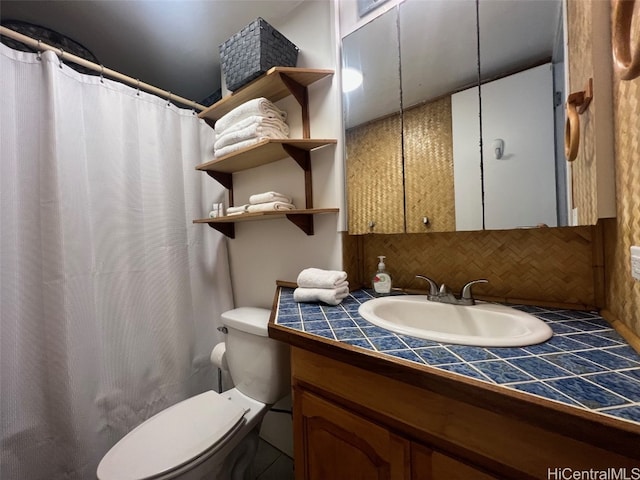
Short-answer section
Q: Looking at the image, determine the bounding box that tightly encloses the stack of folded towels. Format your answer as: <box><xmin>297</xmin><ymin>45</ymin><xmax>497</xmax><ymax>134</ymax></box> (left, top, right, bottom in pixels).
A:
<box><xmin>226</xmin><ymin>191</ymin><xmax>295</xmax><ymax>216</ymax></box>
<box><xmin>214</xmin><ymin>97</ymin><xmax>289</xmax><ymax>159</ymax></box>
<box><xmin>294</xmin><ymin>268</ymin><xmax>349</xmax><ymax>306</ymax></box>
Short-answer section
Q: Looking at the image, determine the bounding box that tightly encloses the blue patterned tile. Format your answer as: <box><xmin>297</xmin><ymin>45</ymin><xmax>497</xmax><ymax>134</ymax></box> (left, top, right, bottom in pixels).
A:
<box><xmin>369</xmin><ymin>336</ymin><xmax>408</xmax><ymax>352</ymax></box>
<box><xmin>508</xmin><ymin>357</ymin><xmax>572</xmax><ymax>380</ymax></box>
<box><xmin>342</xmin><ymin>303</ymin><xmax>361</xmax><ymax>313</ymax></box>
<box><xmin>279</xmin><ymin>321</ymin><xmax>302</xmax><ymax>330</ymax></box>
<box><xmin>397</xmin><ymin>335</ymin><xmax>440</xmax><ymax>348</ymax></box>
<box><xmin>545</xmin><ymin>377</ymin><xmax>629</xmax><ymax>409</ymax></box>
<box><xmin>621</xmin><ymin>369</ymin><xmax>640</xmax><ymax>382</ymax></box>
<box><xmin>300</xmin><ymin>312</ymin><xmax>326</xmax><ymax>322</ymax></box>
<box><xmin>342</xmin><ymin>338</ymin><xmax>374</xmax><ymax>350</ymax></box>
<box><xmin>546</xmin><ymin>335</ymin><xmax>591</xmax><ymax>351</ymax></box>
<box><xmin>334</xmin><ymin>328</ymin><xmax>365</xmax><ymax>340</ymax></box>
<box><xmin>542</xmin><ymin>353</ymin><xmax>606</xmax><ymax>375</ymax></box>
<box><xmin>549</xmin><ymin>323</ymin><xmax>581</xmax><ymax>334</ymax></box>
<box><xmin>509</xmin><ymin>382</ymin><xmax>579</xmax><ymax>406</ymax></box>
<box><xmin>561</xmin><ymin>320</ymin><xmax>610</xmax><ymax>332</ymax></box>
<box><xmin>523</xmin><ymin>342</ymin><xmax>562</xmax><ymax>355</ymax></box>
<box><xmin>606</xmin><ymin>345</ymin><xmax>640</xmax><ymax>363</ymax></box>
<box><xmin>415</xmin><ymin>347</ymin><xmax>462</xmax><ymax>366</ymax></box>
<box><xmin>486</xmin><ymin>347</ymin><xmax>531</xmax><ymax>359</ymax></box>
<box><xmin>310</xmin><ymin>329</ymin><xmax>336</xmax><ymax>340</ymax></box>
<box><xmin>324</xmin><ymin>312</ymin><xmax>351</xmax><ymax>322</ymax></box>
<box><xmin>599</xmin><ymin>405</ymin><xmax>640</xmax><ymax>423</ymax></box>
<box><xmin>471</xmin><ymin>360</ymin><xmax>534</xmax><ymax>384</ymax></box>
<box><xmin>536</xmin><ymin>311</ymin><xmax>574</xmax><ymax>321</ymax></box>
<box><xmin>446</xmin><ymin>345</ymin><xmax>498</xmax><ymax>362</ymax></box>
<box><xmin>361</xmin><ymin>326</ymin><xmax>397</xmax><ymax>338</ymax></box>
<box><xmin>327</xmin><ymin>318</ymin><xmax>357</xmax><ymax>329</ymax></box>
<box><xmin>591</xmin><ymin>330</ymin><xmax>626</xmax><ymax>343</ymax></box>
<box><xmin>574</xmin><ymin>350</ymin><xmax>640</xmax><ymax>370</ymax></box>
<box><xmin>277</xmin><ymin>315</ymin><xmax>301</xmax><ymax>325</ymax></box>
<box><xmin>386</xmin><ymin>349</ymin><xmax>425</xmax><ymax>364</ymax></box>
<box><xmin>565</xmin><ymin>333</ymin><xmax>620</xmax><ymax>348</ymax></box>
<box><xmin>585</xmin><ymin>372</ymin><xmax>640</xmax><ymax>402</ymax></box>
<box><xmin>300</xmin><ymin>303</ymin><xmax>323</xmax><ymax>313</ymax></box>
<box><xmin>556</xmin><ymin>310</ymin><xmax>600</xmax><ymax>320</ymax></box>
<box><xmin>438</xmin><ymin>363</ymin><xmax>491</xmax><ymax>382</ymax></box>
<box><xmin>351</xmin><ymin>290</ymin><xmax>374</xmax><ymax>300</ymax></box>
<box><xmin>303</xmin><ymin>319</ymin><xmax>330</xmax><ymax>331</ymax></box>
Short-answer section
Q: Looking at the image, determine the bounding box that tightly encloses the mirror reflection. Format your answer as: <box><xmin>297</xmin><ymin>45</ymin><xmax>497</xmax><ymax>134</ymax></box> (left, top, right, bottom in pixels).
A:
<box><xmin>342</xmin><ymin>0</ymin><xmax>566</xmax><ymax>233</ymax></box>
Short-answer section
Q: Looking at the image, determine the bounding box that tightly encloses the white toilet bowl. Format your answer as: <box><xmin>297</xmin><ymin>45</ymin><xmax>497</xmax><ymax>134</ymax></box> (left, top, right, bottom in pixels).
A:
<box><xmin>97</xmin><ymin>307</ymin><xmax>290</xmax><ymax>480</ymax></box>
<box><xmin>97</xmin><ymin>388</ymin><xmax>267</xmax><ymax>480</ymax></box>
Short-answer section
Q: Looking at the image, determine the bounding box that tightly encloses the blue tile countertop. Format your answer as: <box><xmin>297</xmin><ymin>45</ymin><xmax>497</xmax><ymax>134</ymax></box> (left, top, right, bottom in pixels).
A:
<box><xmin>274</xmin><ymin>287</ymin><xmax>640</xmax><ymax>427</ymax></box>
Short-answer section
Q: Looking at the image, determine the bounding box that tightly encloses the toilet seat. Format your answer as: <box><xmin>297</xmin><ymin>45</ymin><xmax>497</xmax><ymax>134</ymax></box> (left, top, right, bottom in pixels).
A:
<box><xmin>97</xmin><ymin>390</ymin><xmax>247</xmax><ymax>480</ymax></box>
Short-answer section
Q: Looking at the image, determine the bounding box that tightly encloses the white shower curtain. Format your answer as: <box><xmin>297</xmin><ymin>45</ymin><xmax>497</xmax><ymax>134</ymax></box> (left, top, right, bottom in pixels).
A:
<box><xmin>0</xmin><ymin>44</ymin><xmax>234</xmax><ymax>479</ymax></box>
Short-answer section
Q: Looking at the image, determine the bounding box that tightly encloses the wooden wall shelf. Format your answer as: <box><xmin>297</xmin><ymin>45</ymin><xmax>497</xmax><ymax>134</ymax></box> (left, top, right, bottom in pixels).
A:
<box><xmin>194</xmin><ymin>66</ymin><xmax>337</xmax><ymax>238</ymax></box>
<box><xmin>193</xmin><ymin>208</ymin><xmax>339</xmax><ymax>238</ymax></box>
<box><xmin>198</xmin><ymin>67</ymin><xmax>334</xmax><ymax>126</ymax></box>
<box><xmin>196</xmin><ymin>139</ymin><xmax>336</xmax><ymax>174</ymax></box>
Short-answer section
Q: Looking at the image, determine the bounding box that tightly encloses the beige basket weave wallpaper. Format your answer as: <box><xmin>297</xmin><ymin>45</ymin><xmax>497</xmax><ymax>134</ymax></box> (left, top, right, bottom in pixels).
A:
<box><xmin>346</xmin><ymin>115</ymin><xmax>404</xmax><ymax>234</ymax></box>
<box><xmin>343</xmin><ymin>227</ymin><xmax>598</xmax><ymax>310</ymax></box>
<box><xmin>404</xmin><ymin>97</ymin><xmax>456</xmax><ymax>232</ymax></box>
<box><xmin>604</xmin><ymin>71</ymin><xmax>640</xmax><ymax>334</ymax></box>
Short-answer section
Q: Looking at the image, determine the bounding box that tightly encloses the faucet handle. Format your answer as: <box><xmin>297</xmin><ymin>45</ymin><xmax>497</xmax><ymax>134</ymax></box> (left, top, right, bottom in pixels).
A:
<box><xmin>461</xmin><ymin>279</ymin><xmax>489</xmax><ymax>301</ymax></box>
<box><xmin>415</xmin><ymin>275</ymin><xmax>439</xmax><ymax>296</ymax></box>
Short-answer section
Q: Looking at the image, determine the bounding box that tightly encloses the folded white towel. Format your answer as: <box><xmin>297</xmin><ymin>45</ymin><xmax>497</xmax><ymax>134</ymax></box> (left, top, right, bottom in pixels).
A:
<box><xmin>297</xmin><ymin>268</ymin><xmax>349</xmax><ymax>289</ymax></box>
<box><xmin>215</xmin><ymin>98</ymin><xmax>287</xmax><ymax>133</ymax></box>
<box><xmin>249</xmin><ymin>191</ymin><xmax>293</xmax><ymax>205</ymax></box>
<box><xmin>214</xmin><ymin>138</ymin><xmax>262</xmax><ymax>158</ymax></box>
<box><xmin>247</xmin><ymin>201</ymin><xmax>295</xmax><ymax>213</ymax></box>
<box><xmin>215</xmin><ymin>123</ymin><xmax>289</xmax><ymax>151</ymax></box>
<box><xmin>215</xmin><ymin>115</ymin><xmax>289</xmax><ymax>138</ymax></box>
<box><xmin>226</xmin><ymin>204</ymin><xmax>249</xmax><ymax>214</ymax></box>
<box><xmin>293</xmin><ymin>286</ymin><xmax>350</xmax><ymax>306</ymax></box>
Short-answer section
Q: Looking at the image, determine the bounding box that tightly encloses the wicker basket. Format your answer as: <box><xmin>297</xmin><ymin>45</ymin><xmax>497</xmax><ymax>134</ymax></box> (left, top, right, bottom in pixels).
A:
<box><xmin>219</xmin><ymin>17</ymin><xmax>299</xmax><ymax>92</ymax></box>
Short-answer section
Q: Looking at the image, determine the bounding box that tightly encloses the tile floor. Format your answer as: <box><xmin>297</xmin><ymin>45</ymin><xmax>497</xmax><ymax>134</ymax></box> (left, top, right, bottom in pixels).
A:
<box><xmin>253</xmin><ymin>439</ymin><xmax>294</xmax><ymax>480</ymax></box>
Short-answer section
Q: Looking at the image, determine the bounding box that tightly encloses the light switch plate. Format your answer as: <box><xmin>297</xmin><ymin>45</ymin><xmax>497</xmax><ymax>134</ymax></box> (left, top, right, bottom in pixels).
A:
<box><xmin>631</xmin><ymin>246</ymin><xmax>640</xmax><ymax>281</ymax></box>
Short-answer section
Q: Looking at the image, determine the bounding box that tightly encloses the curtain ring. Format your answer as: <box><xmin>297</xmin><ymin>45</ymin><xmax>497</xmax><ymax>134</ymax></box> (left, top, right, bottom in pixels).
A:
<box><xmin>167</xmin><ymin>92</ymin><xmax>172</xmax><ymax>107</ymax></box>
<box><xmin>100</xmin><ymin>65</ymin><xmax>105</xmax><ymax>84</ymax></box>
<box><xmin>136</xmin><ymin>78</ymin><xmax>140</xmax><ymax>96</ymax></box>
<box><xmin>36</xmin><ymin>40</ymin><xmax>42</xmax><ymax>61</ymax></box>
<box><xmin>612</xmin><ymin>0</ymin><xmax>640</xmax><ymax>80</ymax></box>
<box><xmin>58</xmin><ymin>48</ymin><xmax>64</xmax><ymax>68</ymax></box>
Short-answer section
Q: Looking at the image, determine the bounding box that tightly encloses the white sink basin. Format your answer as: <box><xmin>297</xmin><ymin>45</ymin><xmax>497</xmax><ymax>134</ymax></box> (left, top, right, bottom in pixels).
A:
<box><xmin>358</xmin><ymin>295</ymin><xmax>553</xmax><ymax>347</ymax></box>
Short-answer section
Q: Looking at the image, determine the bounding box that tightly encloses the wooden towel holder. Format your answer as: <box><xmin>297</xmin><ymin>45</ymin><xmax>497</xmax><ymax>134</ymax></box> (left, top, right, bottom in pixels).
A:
<box><xmin>565</xmin><ymin>79</ymin><xmax>593</xmax><ymax>162</ymax></box>
<box><xmin>612</xmin><ymin>0</ymin><xmax>640</xmax><ymax>80</ymax></box>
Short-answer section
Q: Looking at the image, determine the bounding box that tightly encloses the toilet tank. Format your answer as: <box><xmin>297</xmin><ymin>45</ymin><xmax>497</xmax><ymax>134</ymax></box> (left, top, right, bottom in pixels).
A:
<box><xmin>221</xmin><ymin>307</ymin><xmax>290</xmax><ymax>404</ymax></box>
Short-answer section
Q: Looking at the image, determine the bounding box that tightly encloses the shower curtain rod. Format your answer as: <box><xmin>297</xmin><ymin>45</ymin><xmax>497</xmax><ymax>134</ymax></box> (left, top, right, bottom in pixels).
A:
<box><xmin>0</xmin><ymin>26</ymin><xmax>207</xmax><ymax>111</ymax></box>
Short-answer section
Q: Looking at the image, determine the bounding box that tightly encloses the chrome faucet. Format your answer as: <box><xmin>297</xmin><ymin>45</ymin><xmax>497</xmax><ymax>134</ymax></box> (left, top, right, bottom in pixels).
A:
<box><xmin>415</xmin><ymin>275</ymin><xmax>488</xmax><ymax>306</ymax></box>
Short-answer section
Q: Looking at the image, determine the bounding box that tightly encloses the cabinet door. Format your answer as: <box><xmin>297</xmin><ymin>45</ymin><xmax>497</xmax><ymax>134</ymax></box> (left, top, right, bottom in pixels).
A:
<box><xmin>404</xmin><ymin>97</ymin><xmax>457</xmax><ymax>233</ymax></box>
<box><xmin>411</xmin><ymin>441</ymin><xmax>502</xmax><ymax>480</ymax></box>
<box><xmin>294</xmin><ymin>388</ymin><xmax>410</xmax><ymax>480</ymax></box>
<box><xmin>346</xmin><ymin>115</ymin><xmax>405</xmax><ymax>234</ymax></box>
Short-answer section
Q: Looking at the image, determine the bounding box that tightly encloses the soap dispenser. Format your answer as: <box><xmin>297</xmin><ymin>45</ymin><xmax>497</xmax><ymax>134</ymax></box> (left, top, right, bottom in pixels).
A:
<box><xmin>372</xmin><ymin>256</ymin><xmax>392</xmax><ymax>295</ymax></box>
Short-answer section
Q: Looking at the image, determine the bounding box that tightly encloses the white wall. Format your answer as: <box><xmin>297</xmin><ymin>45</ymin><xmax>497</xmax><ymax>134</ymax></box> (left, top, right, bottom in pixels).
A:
<box><xmin>225</xmin><ymin>0</ymin><xmax>345</xmax><ymax>310</ymax></box>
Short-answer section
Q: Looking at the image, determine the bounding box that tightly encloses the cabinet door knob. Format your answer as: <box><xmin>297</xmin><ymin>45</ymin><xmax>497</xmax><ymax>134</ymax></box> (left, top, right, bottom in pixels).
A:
<box><xmin>422</xmin><ymin>217</ymin><xmax>430</xmax><ymax>226</ymax></box>
<box><xmin>369</xmin><ymin>221</ymin><xmax>375</xmax><ymax>229</ymax></box>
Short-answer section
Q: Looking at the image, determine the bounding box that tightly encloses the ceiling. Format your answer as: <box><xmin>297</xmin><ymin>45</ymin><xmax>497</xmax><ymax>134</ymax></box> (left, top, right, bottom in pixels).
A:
<box><xmin>0</xmin><ymin>0</ymin><xmax>305</xmax><ymax>104</ymax></box>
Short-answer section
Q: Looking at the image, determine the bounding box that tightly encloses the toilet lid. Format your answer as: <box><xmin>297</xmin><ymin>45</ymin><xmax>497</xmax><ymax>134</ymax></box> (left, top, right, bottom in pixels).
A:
<box><xmin>97</xmin><ymin>390</ymin><xmax>246</xmax><ymax>480</ymax></box>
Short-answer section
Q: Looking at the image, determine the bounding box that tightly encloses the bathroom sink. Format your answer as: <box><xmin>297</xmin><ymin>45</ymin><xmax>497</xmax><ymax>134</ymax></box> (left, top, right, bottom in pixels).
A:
<box><xmin>358</xmin><ymin>296</ymin><xmax>552</xmax><ymax>347</ymax></box>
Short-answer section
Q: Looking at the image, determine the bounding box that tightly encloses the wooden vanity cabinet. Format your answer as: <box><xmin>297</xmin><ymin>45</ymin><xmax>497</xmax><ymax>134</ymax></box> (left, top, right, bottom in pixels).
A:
<box><xmin>295</xmin><ymin>387</ymin><xmax>500</xmax><ymax>480</ymax></box>
<box><xmin>288</xmin><ymin>346</ymin><xmax>640</xmax><ymax>480</ymax></box>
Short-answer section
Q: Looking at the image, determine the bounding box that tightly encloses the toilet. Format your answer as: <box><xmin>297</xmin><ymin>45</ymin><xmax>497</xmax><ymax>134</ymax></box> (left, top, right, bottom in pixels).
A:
<box><xmin>97</xmin><ymin>307</ymin><xmax>290</xmax><ymax>480</ymax></box>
